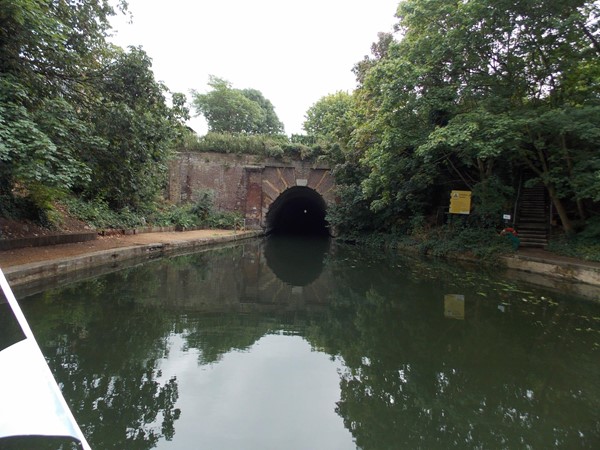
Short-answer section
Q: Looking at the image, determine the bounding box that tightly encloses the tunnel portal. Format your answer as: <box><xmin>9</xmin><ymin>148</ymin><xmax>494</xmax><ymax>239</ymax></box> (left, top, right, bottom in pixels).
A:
<box><xmin>265</xmin><ymin>187</ymin><xmax>329</xmax><ymax>236</ymax></box>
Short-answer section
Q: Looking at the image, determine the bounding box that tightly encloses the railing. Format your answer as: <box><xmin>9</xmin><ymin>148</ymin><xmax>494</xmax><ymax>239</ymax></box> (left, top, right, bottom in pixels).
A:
<box><xmin>512</xmin><ymin>170</ymin><xmax>523</xmax><ymax>228</ymax></box>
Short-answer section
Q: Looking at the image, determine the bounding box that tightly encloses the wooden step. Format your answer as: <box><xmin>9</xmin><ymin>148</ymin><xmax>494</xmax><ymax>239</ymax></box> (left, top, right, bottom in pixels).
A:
<box><xmin>516</xmin><ymin>179</ymin><xmax>548</xmax><ymax>248</ymax></box>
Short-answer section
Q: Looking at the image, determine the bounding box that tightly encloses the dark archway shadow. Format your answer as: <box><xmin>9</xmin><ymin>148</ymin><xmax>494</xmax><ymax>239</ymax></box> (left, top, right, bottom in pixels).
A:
<box><xmin>265</xmin><ymin>186</ymin><xmax>329</xmax><ymax>236</ymax></box>
<box><xmin>264</xmin><ymin>235</ymin><xmax>330</xmax><ymax>287</ymax></box>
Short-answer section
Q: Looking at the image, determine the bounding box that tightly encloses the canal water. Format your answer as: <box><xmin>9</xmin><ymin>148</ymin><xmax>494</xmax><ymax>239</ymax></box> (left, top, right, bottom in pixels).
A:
<box><xmin>4</xmin><ymin>236</ymin><xmax>600</xmax><ymax>449</ymax></box>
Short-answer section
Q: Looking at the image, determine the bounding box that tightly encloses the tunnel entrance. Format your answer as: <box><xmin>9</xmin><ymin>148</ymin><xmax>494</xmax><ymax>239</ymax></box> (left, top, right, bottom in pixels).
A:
<box><xmin>265</xmin><ymin>186</ymin><xmax>329</xmax><ymax>236</ymax></box>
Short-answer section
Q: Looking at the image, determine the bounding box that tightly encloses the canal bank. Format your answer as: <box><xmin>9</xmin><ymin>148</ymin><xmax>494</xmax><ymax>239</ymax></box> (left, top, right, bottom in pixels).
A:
<box><xmin>1</xmin><ymin>230</ymin><xmax>263</xmax><ymax>290</ymax></box>
<box><xmin>1</xmin><ymin>230</ymin><xmax>599</xmax><ymax>299</ymax></box>
<box><xmin>500</xmin><ymin>249</ymin><xmax>600</xmax><ymax>300</ymax></box>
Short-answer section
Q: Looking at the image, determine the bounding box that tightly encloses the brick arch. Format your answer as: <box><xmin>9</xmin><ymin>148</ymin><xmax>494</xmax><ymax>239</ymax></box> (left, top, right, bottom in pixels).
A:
<box><xmin>264</xmin><ymin>186</ymin><xmax>327</xmax><ymax>234</ymax></box>
<box><xmin>242</xmin><ymin>165</ymin><xmax>335</xmax><ymax>230</ymax></box>
<box><xmin>259</xmin><ymin>167</ymin><xmax>335</xmax><ymax>230</ymax></box>
<box><xmin>167</xmin><ymin>152</ymin><xmax>335</xmax><ymax>231</ymax></box>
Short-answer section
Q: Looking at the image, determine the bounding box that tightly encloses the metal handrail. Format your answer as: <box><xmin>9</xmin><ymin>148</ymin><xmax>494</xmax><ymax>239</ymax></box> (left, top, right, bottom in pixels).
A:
<box><xmin>512</xmin><ymin>170</ymin><xmax>523</xmax><ymax>228</ymax></box>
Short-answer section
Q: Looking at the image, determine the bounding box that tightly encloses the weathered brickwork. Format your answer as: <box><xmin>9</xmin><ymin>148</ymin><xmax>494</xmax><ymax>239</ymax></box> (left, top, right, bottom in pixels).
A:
<box><xmin>168</xmin><ymin>152</ymin><xmax>334</xmax><ymax>229</ymax></box>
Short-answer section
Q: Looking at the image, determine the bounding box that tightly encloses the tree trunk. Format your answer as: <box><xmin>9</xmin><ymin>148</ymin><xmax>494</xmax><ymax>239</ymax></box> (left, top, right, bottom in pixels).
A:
<box><xmin>560</xmin><ymin>134</ymin><xmax>587</xmax><ymax>221</ymax></box>
<box><xmin>546</xmin><ymin>184</ymin><xmax>574</xmax><ymax>235</ymax></box>
<box><xmin>576</xmin><ymin>199</ymin><xmax>587</xmax><ymax>222</ymax></box>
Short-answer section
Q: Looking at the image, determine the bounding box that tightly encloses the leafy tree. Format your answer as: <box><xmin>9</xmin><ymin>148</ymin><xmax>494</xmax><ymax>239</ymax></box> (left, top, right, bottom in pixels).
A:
<box><xmin>303</xmin><ymin>91</ymin><xmax>355</xmax><ymax>145</ymax></box>
<box><xmin>192</xmin><ymin>76</ymin><xmax>284</xmax><ymax>134</ymax></box>
<box><xmin>1</xmin><ymin>1</ymin><xmax>189</xmax><ymax>219</ymax></box>
<box><xmin>0</xmin><ymin>0</ymin><xmax>124</xmax><ymax>217</ymax></box>
<box><xmin>351</xmin><ymin>0</ymin><xmax>600</xmax><ymax>234</ymax></box>
<box><xmin>0</xmin><ymin>0</ymin><xmax>123</xmax><ymax>99</ymax></box>
<box><xmin>352</xmin><ymin>32</ymin><xmax>394</xmax><ymax>85</ymax></box>
<box><xmin>240</xmin><ymin>88</ymin><xmax>284</xmax><ymax>134</ymax></box>
<box><xmin>301</xmin><ymin>91</ymin><xmax>377</xmax><ymax>234</ymax></box>
<box><xmin>82</xmin><ymin>46</ymin><xmax>186</xmax><ymax>210</ymax></box>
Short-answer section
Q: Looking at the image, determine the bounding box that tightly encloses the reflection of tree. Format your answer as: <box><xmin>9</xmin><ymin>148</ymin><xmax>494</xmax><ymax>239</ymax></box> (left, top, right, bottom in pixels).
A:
<box><xmin>13</xmin><ymin>240</ymin><xmax>600</xmax><ymax>449</ymax></box>
<box><xmin>22</xmin><ymin>266</ymin><xmax>181</xmax><ymax>450</ymax></box>
<box><xmin>0</xmin><ymin>302</ymin><xmax>25</xmax><ymax>351</ymax></box>
<box><xmin>307</xmin><ymin>245</ymin><xmax>600</xmax><ymax>449</ymax></box>
<box><xmin>19</xmin><ymin>252</ymin><xmax>325</xmax><ymax>449</ymax></box>
<box><xmin>176</xmin><ymin>314</ymin><xmax>281</xmax><ymax>364</ymax></box>
<box><xmin>0</xmin><ymin>436</ymin><xmax>80</xmax><ymax>450</ymax></box>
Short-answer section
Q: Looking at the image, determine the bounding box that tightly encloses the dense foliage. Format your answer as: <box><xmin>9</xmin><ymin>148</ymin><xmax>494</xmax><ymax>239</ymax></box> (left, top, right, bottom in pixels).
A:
<box><xmin>2</xmin><ymin>0</ymin><xmax>599</xmax><ymax>254</ymax></box>
<box><xmin>180</xmin><ymin>131</ymin><xmax>324</xmax><ymax>161</ymax></box>
<box><xmin>63</xmin><ymin>190</ymin><xmax>244</xmax><ymax>231</ymax></box>
<box><xmin>307</xmin><ymin>0</ymin><xmax>600</xmax><ymax>244</ymax></box>
<box><xmin>192</xmin><ymin>76</ymin><xmax>284</xmax><ymax>135</ymax></box>
<box><xmin>0</xmin><ymin>0</ymin><xmax>187</xmax><ymax>223</ymax></box>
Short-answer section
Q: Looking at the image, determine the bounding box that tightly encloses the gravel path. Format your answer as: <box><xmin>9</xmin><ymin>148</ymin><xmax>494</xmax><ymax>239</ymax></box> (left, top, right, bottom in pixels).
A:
<box><xmin>0</xmin><ymin>230</ymin><xmax>244</xmax><ymax>268</ymax></box>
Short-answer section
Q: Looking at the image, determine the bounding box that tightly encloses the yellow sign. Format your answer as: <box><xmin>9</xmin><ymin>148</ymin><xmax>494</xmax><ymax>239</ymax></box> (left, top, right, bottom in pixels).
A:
<box><xmin>449</xmin><ymin>190</ymin><xmax>472</xmax><ymax>215</ymax></box>
<box><xmin>444</xmin><ymin>294</ymin><xmax>465</xmax><ymax>320</ymax></box>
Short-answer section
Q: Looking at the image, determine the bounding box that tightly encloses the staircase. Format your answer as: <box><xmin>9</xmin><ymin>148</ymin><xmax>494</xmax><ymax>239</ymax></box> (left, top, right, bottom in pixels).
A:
<box><xmin>516</xmin><ymin>183</ymin><xmax>549</xmax><ymax>248</ymax></box>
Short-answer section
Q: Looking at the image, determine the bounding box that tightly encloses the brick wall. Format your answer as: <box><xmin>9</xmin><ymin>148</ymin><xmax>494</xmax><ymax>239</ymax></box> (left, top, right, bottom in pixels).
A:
<box><xmin>168</xmin><ymin>152</ymin><xmax>334</xmax><ymax>229</ymax></box>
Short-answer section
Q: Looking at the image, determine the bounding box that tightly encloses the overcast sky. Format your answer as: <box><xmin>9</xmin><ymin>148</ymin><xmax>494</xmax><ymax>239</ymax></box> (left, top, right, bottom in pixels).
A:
<box><xmin>109</xmin><ymin>0</ymin><xmax>399</xmax><ymax>135</ymax></box>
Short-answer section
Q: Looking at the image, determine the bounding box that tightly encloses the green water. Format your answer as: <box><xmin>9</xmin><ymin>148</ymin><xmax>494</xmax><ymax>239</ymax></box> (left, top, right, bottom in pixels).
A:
<box><xmin>7</xmin><ymin>237</ymin><xmax>600</xmax><ymax>449</ymax></box>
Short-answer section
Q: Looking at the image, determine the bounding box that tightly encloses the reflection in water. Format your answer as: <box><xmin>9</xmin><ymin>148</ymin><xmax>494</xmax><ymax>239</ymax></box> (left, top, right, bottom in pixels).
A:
<box><xmin>158</xmin><ymin>333</ymin><xmax>350</xmax><ymax>450</ymax></box>
<box><xmin>264</xmin><ymin>235</ymin><xmax>330</xmax><ymax>286</ymax></box>
<box><xmin>10</xmin><ymin>238</ymin><xmax>600</xmax><ymax>449</ymax></box>
<box><xmin>0</xmin><ymin>302</ymin><xmax>26</xmax><ymax>351</ymax></box>
<box><xmin>444</xmin><ymin>294</ymin><xmax>465</xmax><ymax>319</ymax></box>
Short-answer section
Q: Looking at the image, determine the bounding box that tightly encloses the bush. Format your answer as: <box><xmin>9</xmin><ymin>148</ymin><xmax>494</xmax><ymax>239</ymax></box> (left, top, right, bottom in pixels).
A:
<box><xmin>470</xmin><ymin>177</ymin><xmax>515</xmax><ymax>228</ymax></box>
<box><xmin>344</xmin><ymin>225</ymin><xmax>514</xmax><ymax>263</ymax></box>
<box><xmin>64</xmin><ymin>197</ymin><xmax>146</xmax><ymax>229</ymax></box>
<box><xmin>547</xmin><ymin>217</ymin><xmax>600</xmax><ymax>262</ymax></box>
<box><xmin>200</xmin><ymin>211</ymin><xmax>244</xmax><ymax>229</ymax></box>
<box><xmin>179</xmin><ymin>132</ymin><xmax>323</xmax><ymax>160</ymax></box>
<box><xmin>152</xmin><ymin>204</ymin><xmax>196</xmax><ymax>229</ymax></box>
<box><xmin>66</xmin><ymin>195</ymin><xmax>245</xmax><ymax>231</ymax></box>
<box><xmin>190</xmin><ymin>189</ymin><xmax>215</xmax><ymax>220</ymax></box>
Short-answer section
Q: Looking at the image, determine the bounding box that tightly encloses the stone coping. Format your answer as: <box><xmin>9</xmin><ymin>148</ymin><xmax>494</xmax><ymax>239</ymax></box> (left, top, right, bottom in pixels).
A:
<box><xmin>0</xmin><ymin>232</ymin><xmax>98</xmax><ymax>251</ymax></box>
<box><xmin>2</xmin><ymin>231</ymin><xmax>599</xmax><ymax>302</ymax></box>
<box><xmin>3</xmin><ymin>230</ymin><xmax>262</xmax><ymax>290</ymax></box>
<box><xmin>500</xmin><ymin>253</ymin><xmax>600</xmax><ymax>298</ymax></box>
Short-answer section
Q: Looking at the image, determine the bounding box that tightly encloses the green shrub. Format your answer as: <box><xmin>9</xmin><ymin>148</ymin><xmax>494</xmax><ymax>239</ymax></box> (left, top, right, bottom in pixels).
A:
<box><xmin>64</xmin><ymin>197</ymin><xmax>117</xmax><ymax>228</ymax></box>
<box><xmin>64</xmin><ymin>197</ymin><xmax>147</xmax><ymax>229</ymax></box>
<box><xmin>190</xmin><ymin>189</ymin><xmax>215</xmax><ymax>220</ymax></box>
<box><xmin>179</xmin><ymin>132</ymin><xmax>323</xmax><ymax>160</ymax></box>
<box><xmin>200</xmin><ymin>211</ymin><xmax>244</xmax><ymax>229</ymax></box>
<box><xmin>547</xmin><ymin>217</ymin><xmax>600</xmax><ymax>262</ymax></box>
<box><xmin>344</xmin><ymin>225</ymin><xmax>514</xmax><ymax>263</ymax></box>
<box><xmin>470</xmin><ymin>177</ymin><xmax>515</xmax><ymax>228</ymax></box>
<box><xmin>65</xmin><ymin>194</ymin><xmax>246</xmax><ymax>231</ymax></box>
<box><xmin>160</xmin><ymin>205</ymin><xmax>197</xmax><ymax>229</ymax></box>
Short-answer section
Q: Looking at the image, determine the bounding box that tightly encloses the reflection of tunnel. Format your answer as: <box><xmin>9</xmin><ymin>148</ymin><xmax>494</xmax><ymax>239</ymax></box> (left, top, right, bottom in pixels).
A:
<box><xmin>265</xmin><ymin>187</ymin><xmax>329</xmax><ymax>236</ymax></box>
<box><xmin>264</xmin><ymin>235</ymin><xmax>330</xmax><ymax>286</ymax></box>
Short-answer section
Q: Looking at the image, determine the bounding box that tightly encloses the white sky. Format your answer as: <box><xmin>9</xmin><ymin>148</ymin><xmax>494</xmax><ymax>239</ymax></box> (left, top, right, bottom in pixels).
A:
<box><xmin>108</xmin><ymin>0</ymin><xmax>399</xmax><ymax>136</ymax></box>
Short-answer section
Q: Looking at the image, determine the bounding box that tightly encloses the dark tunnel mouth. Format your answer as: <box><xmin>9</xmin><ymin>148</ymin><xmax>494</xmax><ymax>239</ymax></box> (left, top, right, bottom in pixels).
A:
<box><xmin>265</xmin><ymin>186</ymin><xmax>329</xmax><ymax>236</ymax></box>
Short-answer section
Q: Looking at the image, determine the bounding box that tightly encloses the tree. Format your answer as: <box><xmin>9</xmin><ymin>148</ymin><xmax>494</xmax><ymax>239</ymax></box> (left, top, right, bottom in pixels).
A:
<box><xmin>0</xmin><ymin>76</ymin><xmax>91</xmax><ymax>217</ymax></box>
<box><xmin>240</xmin><ymin>88</ymin><xmax>284</xmax><ymax>134</ymax></box>
<box><xmin>0</xmin><ymin>1</ymin><xmax>189</xmax><ymax>217</ymax></box>
<box><xmin>303</xmin><ymin>91</ymin><xmax>355</xmax><ymax>145</ymax></box>
<box><xmin>83</xmin><ymin>46</ymin><xmax>187</xmax><ymax>210</ymax></box>
<box><xmin>0</xmin><ymin>0</ymin><xmax>126</xmax><ymax>217</ymax></box>
<box><xmin>352</xmin><ymin>0</ymin><xmax>600</xmax><ymax>233</ymax></box>
<box><xmin>352</xmin><ymin>32</ymin><xmax>394</xmax><ymax>85</ymax></box>
<box><xmin>0</xmin><ymin>0</ymin><xmax>123</xmax><ymax>99</ymax></box>
<box><xmin>192</xmin><ymin>76</ymin><xmax>284</xmax><ymax>134</ymax></box>
<box><xmin>302</xmin><ymin>91</ymin><xmax>382</xmax><ymax>234</ymax></box>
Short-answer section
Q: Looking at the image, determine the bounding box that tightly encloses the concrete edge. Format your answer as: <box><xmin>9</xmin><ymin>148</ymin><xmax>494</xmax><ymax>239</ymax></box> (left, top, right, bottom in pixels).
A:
<box><xmin>3</xmin><ymin>230</ymin><xmax>599</xmax><ymax>300</ymax></box>
<box><xmin>0</xmin><ymin>232</ymin><xmax>98</xmax><ymax>251</ymax></box>
<box><xmin>3</xmin><ymin>230</ymin><xmax>263</xmax><ymax>287</ymax></box>
<box><xmin>500</xmin><ymin>254</ymin><xmax>600</xmax><ymax>287</ymax></box>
